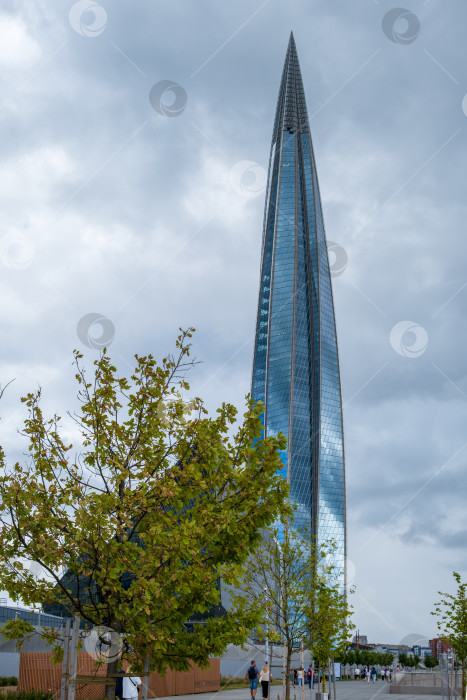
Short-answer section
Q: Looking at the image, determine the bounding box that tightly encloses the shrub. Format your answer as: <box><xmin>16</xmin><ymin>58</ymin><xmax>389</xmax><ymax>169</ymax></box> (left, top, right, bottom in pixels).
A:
<box><xmin>2</xmin><ymin>692</ymin><xmax>53</xmax><ymax>700</ymax></box>
<box><xmin>0</xmin><ymin>680</ymin><xmax>17</xmax><ymax>688</ymax></box>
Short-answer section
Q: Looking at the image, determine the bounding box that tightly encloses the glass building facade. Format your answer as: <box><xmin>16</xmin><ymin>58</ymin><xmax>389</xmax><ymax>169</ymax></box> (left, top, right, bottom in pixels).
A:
<box><xmin>0</xmin><ymin>602</ymin><xmax>66</xmax><ymax>629</ymax></box>
<box><xmin>252</xmin><ymin>33</ymin><xmax>346</xmax><ymax>586</ymax></box>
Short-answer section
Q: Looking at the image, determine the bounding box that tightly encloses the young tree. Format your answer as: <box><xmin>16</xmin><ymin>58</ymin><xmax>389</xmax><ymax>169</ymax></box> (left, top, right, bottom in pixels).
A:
<box><xmin>0</xmin><ymin>329</ymin><xmax>291</xmax><ymax>698</ymax></box>
<box><xmin>232</xmin><ymin>523</ymin><xmax>352</xmax><ymax>700</ymax></box>
<box><xmin>432</xmin><ymin>571</ymin><xmax>467</xmax><ymax>698</ymax></box>
<box><xmin>424</xmin><ymin>655</ymin><xmax>439</xmax><ymax>669</ymax></box>
<box><xmin>398</xmin><ymin>652</ymin><xmax>408</xmax><ymax>667</ymax></box>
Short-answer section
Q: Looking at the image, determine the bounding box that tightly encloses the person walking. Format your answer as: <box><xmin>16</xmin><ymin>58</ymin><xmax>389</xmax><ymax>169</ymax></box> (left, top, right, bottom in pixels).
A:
<box><xmin>259</xmin><ymin>663</ymin><xmax>272</xmax><ymax>700</ymax></box>
<box><xmin>245</xmin><ymin>660</ymin><xmax>260</xmax><ymax>700</ymax></box>
<box><xmin>297</xmin><ymin>668</ymin><xmax>304</xmax><ymax>687</ymax></box>
<box><xmin>306</xmin><ymin>667</ymin><xmax>312</xmax><ymax>689</ymax></box>
<box><xmin>371</xmin><ymin>667</ymin><xmax>377</xmax><ymax>683</ymax></box>
<box><xmin>355</xmin><ymin>666</ymin><xmax>360</xmax><ymax>680</ymax></box>
<box><xmin>385</xmin><ymin>667</ymin><xmax>391</xmax><ymax>683</ymax></box>
<box><xmin>122</xmin><ymin>672</ymin><xmax>141</xmax><ymax>700</ymax></box>
<box><xmin>293</xmin><ymin>669</ymin><xmax>298</xmax><ymax>687</ymax></box>
<box><xmin>115</xmin><ymin>669</ymin><xmax>125</xmax><ymax>700</ymax></box>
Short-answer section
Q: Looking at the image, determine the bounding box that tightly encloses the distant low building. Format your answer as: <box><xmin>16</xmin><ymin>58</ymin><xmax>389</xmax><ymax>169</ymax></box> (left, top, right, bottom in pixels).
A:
<box><xmin>0</xmin><ymin>601</ymin><xmax>63</xmax><ymax>629</ymax></box>
<box><xmin>412</xmin><ymin>645</ymin><xmax>432</xmax><ymax>659</ymax></box>
<box><xmin>0</xmin><ymin>601</ymin><xmax>65</xmax><ymax>677</ymax></box>
<box><xmin>430</xmin><ymin>638</ymin><xmax>453</xmax><ymax>658</ymax></box>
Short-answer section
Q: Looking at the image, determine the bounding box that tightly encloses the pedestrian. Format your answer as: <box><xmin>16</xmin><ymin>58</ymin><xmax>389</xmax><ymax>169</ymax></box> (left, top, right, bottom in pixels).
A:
<box><xmin>115</xmin><ymin>669</ymin><xmax>125</xmax><ymax>700</ymax></box>
<box><xmin>367</xmin><ymin>667</ymin><xmax>371</xmax><ymax>683</ymax></box>
<box><xmin>121</xmin><ymin>670</ymin><xmax>141</xmax><ymax>700</ymax></box>
<box><xmin>381</xmin><ymin>668</ymin><xmax>385</xmax><ymax>681</ymax></box>
<box><xmin>371</xmin><ymin>667</ymin><xmax>377</xmax><ymax>683</ymax></box>
<box><xmin>306</xmin><ymin>667</ymin><xmax>312</xmax><ymax>689</ymax></box>
<box><xmin>245</xmin><ymin>660</ymin><xmax>260</xmax><ymax>700</ymax></box>
<box><xmin>297</xmin><ymin>668</ymin><xmax>303</xmax><ymax>687</ymax></box>
<box><xmin>312</xmin><ymin>671</ymin><xmax>317</xmax><ymax>688</ymax></box>
<box><xmin>361</xmin><ymin>667</ymin><xmax>366</xmax><ymax>681</ymax></box>
<box><xmin>293</xmin><ymin>669</ymin><xmax>298</xmax><ymax>687</ymax></box>
<box><xmin>355</xmin><ymin>666</ymin><xmax>360</xmax><ymax>680</ymax></box>
<box><xmin>385</xmin><ymin>668</ymin><xmax>390</xmax><ymax>683</ymax></box>
<box><xmin>259</xmin><ymin>663</ymin><xmax>272</xmax><ymax>700</ymax></box>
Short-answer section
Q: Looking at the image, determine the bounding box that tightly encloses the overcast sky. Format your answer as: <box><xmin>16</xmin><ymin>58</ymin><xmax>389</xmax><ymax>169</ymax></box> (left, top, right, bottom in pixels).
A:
<box><xmin>1</xmin><ymin>0</ymin><xmax>467</xmax><ymax>645</ymax></box>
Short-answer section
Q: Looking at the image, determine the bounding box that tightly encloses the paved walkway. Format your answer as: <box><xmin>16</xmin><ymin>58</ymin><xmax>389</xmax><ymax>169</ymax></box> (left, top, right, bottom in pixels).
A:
<box><xmin>157</xmin><ymin>680</ymin><xmax>430</xmax><ymax>700</ymax></box>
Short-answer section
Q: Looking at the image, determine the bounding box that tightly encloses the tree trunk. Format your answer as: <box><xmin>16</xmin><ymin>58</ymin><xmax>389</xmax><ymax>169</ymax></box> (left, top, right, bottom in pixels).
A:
<box><xmin>105</xmin><ymin>657</ymin><xmax>119</xmax><ymax>700</ymax></box>
<box><xmin>285</xmin><ymin>649</ymin><xmax>292</xmax><ymax>700</ymax></box>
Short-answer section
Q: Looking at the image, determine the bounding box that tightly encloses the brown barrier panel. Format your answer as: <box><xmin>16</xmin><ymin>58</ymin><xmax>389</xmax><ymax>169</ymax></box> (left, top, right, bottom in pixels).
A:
<box><xmin>175</xmin><ymin>664</ymin><xmax>195</xmax><ymax>696</ymax></box>
<box><xmin>19</xmin><ymin>653</ymin><xmax>107</xmax><ymax>700</ymax></box>
<box><xmin>147</xmin><ymin>668</ymin><xmax>177</xmax><ymax>698</ymax></box>
<box><xmin>194</xmin><ymin>659</ymin><xmax>220</xmax><ymax>694</ymax></box>
<box><xmin>19</xmin><ymin>653</ymin><xmax>219</xmax><ymax>698</ymax></box>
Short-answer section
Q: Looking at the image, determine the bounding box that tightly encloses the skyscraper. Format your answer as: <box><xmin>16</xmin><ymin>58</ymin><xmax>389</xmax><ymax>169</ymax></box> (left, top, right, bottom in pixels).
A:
<box><xmin>251</xmin><ymin>33</ymin><xmax>346</xmax><ymax>584</ymax></box>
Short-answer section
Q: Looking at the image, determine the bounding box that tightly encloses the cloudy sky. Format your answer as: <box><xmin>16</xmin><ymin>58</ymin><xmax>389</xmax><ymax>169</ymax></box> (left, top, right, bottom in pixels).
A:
<box><xmin>1</xmin><ymin>0</ymin><xmax>467</xmax><ymax>644</ymax></box>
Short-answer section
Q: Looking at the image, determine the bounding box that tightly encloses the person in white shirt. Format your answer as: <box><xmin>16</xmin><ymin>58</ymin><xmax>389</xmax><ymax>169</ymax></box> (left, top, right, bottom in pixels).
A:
<box><xmin>259</xmin><ymin>663</ymin><xmax>273</xmax><ymax>700</ymax></box>
<box><xmin>122</xmin><ymin>673</ymin><xmax>141</xmax><ymax>700</ymax></box>
<box><xmin>297</xmin><ymin>668</ymin><xmax>304</xmax><ymax>687</ymax></box>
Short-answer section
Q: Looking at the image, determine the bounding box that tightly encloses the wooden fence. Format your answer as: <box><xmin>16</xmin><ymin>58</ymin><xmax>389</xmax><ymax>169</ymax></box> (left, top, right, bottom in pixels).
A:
<box><xmin>18</xmin><ymin>653</ymin><xmax>220</xmax><ymax>698</ymax></box>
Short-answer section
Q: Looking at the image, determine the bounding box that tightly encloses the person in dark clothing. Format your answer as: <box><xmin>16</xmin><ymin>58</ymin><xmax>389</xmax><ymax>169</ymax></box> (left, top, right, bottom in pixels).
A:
<box><xmin>115</xmin><ymin>669</ymin><xmax>125</xmax><ymax>700</ymax></box>
<box><xmin>245</xmin><ymin>660</ymin><xmax>260</xmax><ymax>700</ymax></box>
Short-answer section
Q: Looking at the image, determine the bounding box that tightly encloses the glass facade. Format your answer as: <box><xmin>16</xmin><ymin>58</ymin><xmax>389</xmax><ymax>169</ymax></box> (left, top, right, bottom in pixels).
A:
<box><xmin>0</xmin><ymin>603</ymin><xmax>66</xmax><ymax>629</ymax></box>
<box><xmin>252</xmin><ymin>33</ymin><xmax>346</xmax><ymax>586</ymax></box>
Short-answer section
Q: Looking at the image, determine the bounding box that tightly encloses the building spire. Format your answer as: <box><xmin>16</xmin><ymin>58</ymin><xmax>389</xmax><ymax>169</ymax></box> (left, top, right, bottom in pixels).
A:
<box><xmin>272</xmin><ymin>32</ymin><xmax>309</xmax><ymax>144</ymax></box>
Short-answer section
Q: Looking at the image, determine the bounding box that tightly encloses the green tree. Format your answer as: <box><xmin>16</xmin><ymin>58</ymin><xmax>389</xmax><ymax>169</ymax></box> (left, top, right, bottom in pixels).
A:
<box><xmin>360</xmin><ymin>649</ymin><xmax>370</xmax><ymax>666</ymax></box>
<box><xmin>0</xmin><ymin>330</ymin><xmax>291</xmax><ymax>699</ymax></box>
<box><xmin>432</xmin><ymin>571</ymin><xmax>467</xmax><ymax>698</ymax></box>
<box><xmin>424</xmin><ymin>655</ymin><xmax>438</xmax><ymax>669</ymax></box>
<box><xmin>232</xmin><ymin>523</ymin><xmax>352</xmax><ymax>700</ymax></box>
<box><xmin>307</xmin><ymin>569</ymin><xmax>352</xmax><ymax>693</ymax></box>
<box><xmin>398</xmin><ymin>652</ymin><xmax>408</xmax><ymax>667</ymax></box>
